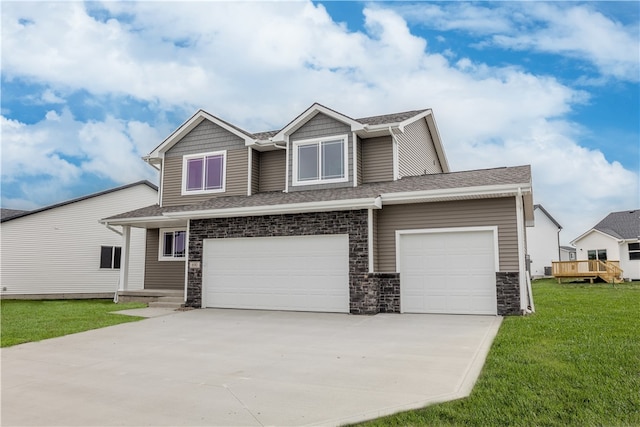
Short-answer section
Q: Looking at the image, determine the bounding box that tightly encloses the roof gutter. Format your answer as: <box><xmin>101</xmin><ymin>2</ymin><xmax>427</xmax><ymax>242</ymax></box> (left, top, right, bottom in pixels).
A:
<box><xmin>380</xmin><ymin>183</ymin><xmax>532</xmax><ymax>205</ymax></box>
<box><xmin>164</xmin><ymin>196</ymin><xmax>382</xmax><ymax>220</ymax></box>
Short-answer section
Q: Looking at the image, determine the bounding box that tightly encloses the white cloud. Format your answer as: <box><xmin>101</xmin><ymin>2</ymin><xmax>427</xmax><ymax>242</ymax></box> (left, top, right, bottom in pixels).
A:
<box><xmin>1</xmin><ymin>1</ymin><xmax>637</xmax><ymax>243</ymax></box>
<box><xmin>397</xmin><ymin>2</ymin><xmax>640</xmax><ymax>82</ymax></box>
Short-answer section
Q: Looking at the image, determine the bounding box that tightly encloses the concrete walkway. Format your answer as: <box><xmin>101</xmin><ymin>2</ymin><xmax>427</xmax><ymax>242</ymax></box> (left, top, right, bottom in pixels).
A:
<box><xmin>1</xmin><ymin>309</ymin><xmax>501</xmax><ymax>426</ymax></box>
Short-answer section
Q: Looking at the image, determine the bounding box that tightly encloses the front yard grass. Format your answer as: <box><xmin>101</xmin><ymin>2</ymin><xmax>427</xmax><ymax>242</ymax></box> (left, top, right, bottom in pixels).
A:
<box><xmin>358</xmin><ymin>279</ymin><xmax>640</xmax><ymax>427</ymax></box>
<box><xmin>1</xmin><ymin>299</ymin><xmax>147</xmax><ymax>347</ymax></box>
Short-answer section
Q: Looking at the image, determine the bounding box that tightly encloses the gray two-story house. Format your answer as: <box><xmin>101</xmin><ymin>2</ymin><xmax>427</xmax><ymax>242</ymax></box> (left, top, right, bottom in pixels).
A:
<box><xmin>103</xmin><ymin>103</ymin><xmax>534</xmax><ymax>315</ymax></box>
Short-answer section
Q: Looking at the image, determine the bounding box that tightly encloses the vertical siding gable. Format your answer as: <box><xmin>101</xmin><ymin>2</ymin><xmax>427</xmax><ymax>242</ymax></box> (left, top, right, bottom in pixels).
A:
<box><xmin>361</xmin><ymin>136</ymin><xmax>394</xmax><ymax>183</ymax></box>
<box><xmin>288</xmin><ymin>113</ymin><xmax>354</xmax><ymax>191</ymax></box>
<box><xmin>165</xmin><ymin>120</ymin><xmax>246</xmax><ymax>158</ymax></box>
<box><xmin>397</xmin><ymin>118</ymin><xmax>443</xmax><ymax>177</ymax></box>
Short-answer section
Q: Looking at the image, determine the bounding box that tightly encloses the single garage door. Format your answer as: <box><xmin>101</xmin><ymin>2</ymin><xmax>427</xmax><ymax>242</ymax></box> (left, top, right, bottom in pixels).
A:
<box><xmin>398</xmin><ymin>228</ymin><xmax>498</xmax><ymax>315</ymax></box>
<box><xmin>202</xmin><ymin>234</ymin><xmax>349</xmax><ymax>313</ymax></box>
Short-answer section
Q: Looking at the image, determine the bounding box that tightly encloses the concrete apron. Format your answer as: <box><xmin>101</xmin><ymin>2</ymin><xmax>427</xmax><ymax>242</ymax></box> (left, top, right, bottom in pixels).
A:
<box><xmin>1</xmin><ymin>309</ymin><xmax>501</xmax><ymax>427</ymax></box>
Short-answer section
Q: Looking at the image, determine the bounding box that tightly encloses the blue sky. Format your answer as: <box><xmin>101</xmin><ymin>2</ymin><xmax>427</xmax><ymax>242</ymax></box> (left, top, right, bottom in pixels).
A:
<box><xmin>1</xmin><ymin>1</ymin><xmax>638</xmax><ymax>243</ymax></box>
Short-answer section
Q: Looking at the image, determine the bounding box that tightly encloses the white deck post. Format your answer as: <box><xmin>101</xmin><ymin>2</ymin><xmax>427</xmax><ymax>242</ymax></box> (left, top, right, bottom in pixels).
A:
<box><xmin>119</xmin><ymin>225</ymin><xmax>131</xmax><ymax>291</ymax></box>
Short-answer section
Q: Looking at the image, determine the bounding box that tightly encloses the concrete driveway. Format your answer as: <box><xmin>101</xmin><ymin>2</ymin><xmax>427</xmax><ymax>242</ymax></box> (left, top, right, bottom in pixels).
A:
<box><xmin>1</xmin><ymin>309</ymin><xmax>501</xmax><ymax>426</ymax></box>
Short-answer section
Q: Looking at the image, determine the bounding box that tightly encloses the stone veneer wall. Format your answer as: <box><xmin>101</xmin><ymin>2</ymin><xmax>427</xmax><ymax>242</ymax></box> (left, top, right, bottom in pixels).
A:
<box><xmin>496</xmin><ymin>272</ymin><xmax>521</xmax><ymax>315</ymax></box>
<box><xmin>187</xmin><ymin>210</ymin><xmax>374</xmax><ymax>313</ymax></box>
<box><xmin>369</xmin><ymin>273</ymin><xmax>400</xmax><ymax>313</ymax></box>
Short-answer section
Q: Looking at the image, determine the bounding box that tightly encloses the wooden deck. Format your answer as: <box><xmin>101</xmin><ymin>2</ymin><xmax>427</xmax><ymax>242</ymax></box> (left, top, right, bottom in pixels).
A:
<box><xmin>552</xmin><ymin>260</ymin><xmax>623</xmax><ymax>284</ymax></box>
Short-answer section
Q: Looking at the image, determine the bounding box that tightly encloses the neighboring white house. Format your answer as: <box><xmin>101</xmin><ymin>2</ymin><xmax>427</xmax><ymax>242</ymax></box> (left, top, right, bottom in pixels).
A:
<box><xmin>526</xmin><ymin>204</ymin><xmax>562</xmax><ymax>278</ymax></box>
<box><xmin>560</xmin><ymin>246</ymin><xmax>576</xmax><ymax>261</ymax></box>
<box><xmin>571</xmin><ymin>209</ymin><xmax>640</xmax><ymax>281</ymax></box>
<box><xmin>0</xmin><ymin>181</ymin><xmax>158</xmax><ymax>298</ymax></box>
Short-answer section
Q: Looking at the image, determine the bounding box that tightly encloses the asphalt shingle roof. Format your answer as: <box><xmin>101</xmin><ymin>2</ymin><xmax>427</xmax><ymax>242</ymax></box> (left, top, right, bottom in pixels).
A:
<box><xmin>0</xmin><ymin>209</ymin><xmax>29</xmax><ymax>220</ymax></box>
<box><xmin>593</xmin><ymin>210</ymin><xmax>640</xmax><ymax>240</ymax></box>
<box><xmin>104</xmin><ymin>165</ymin><xmax>531</xmax><ymax>221</ymax></box>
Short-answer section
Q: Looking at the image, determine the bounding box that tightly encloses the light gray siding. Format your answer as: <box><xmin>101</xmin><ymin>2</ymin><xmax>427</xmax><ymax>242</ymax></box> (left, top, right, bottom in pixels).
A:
<box><xmin>288</xmin><ymin>113</ymin><xmax>353</xmax><ymax>191</ymax></box>
<box><xmin>144</xmin><ymin>229</ymin><xmax>185</xmax><ymax>290</ymax></box>
<box><xmin>259</xmin><ymin>150</ymin><xmax>286</xmax><ymax>192</ymax></box>
<box><xmin>161</xmin><ymin>149</ymin><xmax>248</xmax><ymax>207</ymax></box>
<box><xmin>165</xmin><ymin>120</ymin><xmax>245</xmax><ymax>158</ymax></box>
<box><xmin>361</xmin><ymin>136</ymin><xmax>393</xmax><ymax>183</ymax></box>
<box><xmin>376</xmin><ymin>198</ymin><xmax>519</xmax><ymax>272</ymax></box>
<box><xmin>0</xmin><ymin>184</ymin><xmax>156</xmax><ymax>296</ymax></box>
<box><xmin>397</xmin><ymin>118</ymin><xmax>443</xmax><ymax>177</ymax></box>
<box><xmin>357</xmin><ymin>137</ymin><xmax>363</xmax><ymax>186</ymax></box>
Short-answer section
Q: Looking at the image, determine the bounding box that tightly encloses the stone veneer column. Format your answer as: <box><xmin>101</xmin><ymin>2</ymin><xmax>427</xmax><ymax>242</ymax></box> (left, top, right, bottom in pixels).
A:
<box><xmin>496</xmin><ymin>272</ymin><xmax>521</xmax><ymax>315</ymax></box>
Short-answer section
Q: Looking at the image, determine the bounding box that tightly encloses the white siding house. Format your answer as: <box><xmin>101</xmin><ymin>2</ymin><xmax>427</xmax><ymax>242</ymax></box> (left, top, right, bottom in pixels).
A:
<box><xmin>526</xmin><ymin>205</ymin><xmax>562</xmax><ymax>278</ymax></box>
<box><xmin>0</xmin><ymin>181</ymin><xmax>158</xmax><ymax>298</ymax></box>
<box><xmin>572</xmin><ymin>210</ymin><xmax>640</xmax><ymax>281</ymax></box>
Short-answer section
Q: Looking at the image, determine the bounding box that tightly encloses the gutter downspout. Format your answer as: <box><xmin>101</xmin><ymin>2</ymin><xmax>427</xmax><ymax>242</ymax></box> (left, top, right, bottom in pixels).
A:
<box><xmin>102</xmin><ymin>222</ymin><xmax>123</xmax><ymax>302</ymax></box>
<box><xmin>516</xmin><ymin>188</ymin><xmax>534</xmax><ymax>313</ymax></box>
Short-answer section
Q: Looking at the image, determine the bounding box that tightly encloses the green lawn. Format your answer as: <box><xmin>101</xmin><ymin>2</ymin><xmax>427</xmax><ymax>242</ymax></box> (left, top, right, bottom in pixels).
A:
<box><xmin>1</xmin><ymin>299</ymin><xmax>147</xmax><ymax>347</ymax></box>
<box><xmin>357</xmin><ymin>279</ymin><xmax>640</xmax><ymax>427</ymax></box>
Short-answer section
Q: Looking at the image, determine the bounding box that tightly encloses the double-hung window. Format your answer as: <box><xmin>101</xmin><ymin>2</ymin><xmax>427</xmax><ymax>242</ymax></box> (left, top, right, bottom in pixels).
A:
<box><xmin>629</xmin><ymin>243</ymin><xmax>640</xmax><ymax>260</ymax></box>
<box><xmin>159</xmin><ymin>229</ymin><xmax>186</xmax><ymax>261</ymax></box>
<box><xmin>182</xmin><ymin>151</ymin><xmax>226</xmax><ymax>194</ymax></box>
<box><xmin>100</xmin><ymin>246</ymin><xmax>121</xmax><ymax>269</ymax></box>
<box><xmin>293</xmin><ymin>135</ymin><xmax>348</xmax><ymax>186</ymax></box>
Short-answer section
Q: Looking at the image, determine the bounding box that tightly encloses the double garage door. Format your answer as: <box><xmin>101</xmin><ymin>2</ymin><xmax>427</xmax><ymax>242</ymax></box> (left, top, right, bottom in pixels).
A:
<box><xmin>202</xmin><ymin>235</ymin><xmax>350</xmax><ymax>313</ymax></box>
<box><xmin>201</xmin><ymin>228</ymin><xmax>498</xmax><ymax>315</ymax></box>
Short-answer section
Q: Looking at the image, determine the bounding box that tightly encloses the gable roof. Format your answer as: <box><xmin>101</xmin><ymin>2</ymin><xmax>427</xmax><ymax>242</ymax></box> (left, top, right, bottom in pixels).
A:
<box><xmin>103</xmin><ymin>165</ymin><xmax>532</xmax><ymax>224</ymax></box>
<box><xmin>1</xmin><ymin>181</ymin><xmax>158</xmax><ymax>223</ymax></box>
<box><xmin>572</xmin><ymin>209</ymin><xmax>640</xmax><ymax>243</ymax></box>
<box><xmin>144</xmin><ymin>103</ymin><xmax>449</xmax><ymax>171</ymax></box>
<box><xmin>534</xmin><ymin>204</ymin><xmax>562</xmax><ymax>229</ymax></box>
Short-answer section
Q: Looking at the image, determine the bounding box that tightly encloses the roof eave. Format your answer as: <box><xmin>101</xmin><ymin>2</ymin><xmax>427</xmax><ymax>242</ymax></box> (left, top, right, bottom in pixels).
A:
<box><xmin>380</xmin><ymin>183</ymin><xmax>532</xmax><ymax>205</ymax></box>
<box><xmin>164</xmin><ymin>197</ymin><xmax>382</xmax><ymax>220</ymax></box>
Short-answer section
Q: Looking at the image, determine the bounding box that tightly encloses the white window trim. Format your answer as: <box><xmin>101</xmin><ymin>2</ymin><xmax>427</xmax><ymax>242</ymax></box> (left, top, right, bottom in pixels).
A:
<box><xmin>181</xmin><ymin>150</ymin><xmax>227</xmax><ymax>195</ymax></box>
<box><xmin>292</xmin><ymin>134</ymin><xmax>349</xmax><ymax>186</ymax></box>
<box><xmin>159</xmin><ymin>228</ymin><xmax>187</xmax><ymax>261</ymax></box>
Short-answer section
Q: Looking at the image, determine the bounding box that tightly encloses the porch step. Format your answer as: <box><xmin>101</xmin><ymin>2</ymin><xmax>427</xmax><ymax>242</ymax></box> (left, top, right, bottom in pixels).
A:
<box><xmin>117</xmin><ymin>289</ymin><xmax>183</xmax><ymax>305</ymax></box>
<box><xmin>148</xmin><ymin>295</ymin><xmax>184</xmax><ymax>309</ymax></box>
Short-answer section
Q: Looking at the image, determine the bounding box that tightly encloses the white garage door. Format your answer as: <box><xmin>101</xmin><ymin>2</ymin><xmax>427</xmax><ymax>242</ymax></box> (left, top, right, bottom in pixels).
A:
<box><xmin>399</xmin><ymin>228</ymin><xmax>498</xmax><ymax>315</ymax></box>
<box><xmin>202</xmin><ymin>234</ymin><xmax>349</xmax><ymax>313</ymax></box>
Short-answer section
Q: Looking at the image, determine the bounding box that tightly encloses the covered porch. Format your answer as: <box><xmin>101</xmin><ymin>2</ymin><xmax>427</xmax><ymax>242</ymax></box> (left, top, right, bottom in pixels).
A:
<box><xmin>552</xmin><ymin>260</ymin><xmax>623</xmax><ymax>284</ymax></box>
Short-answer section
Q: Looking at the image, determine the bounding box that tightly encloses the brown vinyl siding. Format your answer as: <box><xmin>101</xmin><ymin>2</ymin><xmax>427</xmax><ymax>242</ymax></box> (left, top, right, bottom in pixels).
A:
<box><xmin>372</xmin><ymin>209</ymin><xmax>378</xmax><ymax>271</ymax></box>
<box><xmin>397</xmin><ymin>118</ymin><xmax>443</xmax><ymax>177</ymax></box>
<box><xmin>251</xmin><ymin>149</ymin><xmax>260</xmax><ymax>194</ymax></box>
<box><xmin>161</xmin><ymin>149</ymin><xmax>248</xmax><ymax>207</ymax></box>
<box><xmin>361</xmin><ymin>136</ymin><xmax>393</xmax><ymax>183</ymax></box>
<box><xmin>258</xmin><ymin>150</ymin><xmax>286</xmax><ymax>192</ymax></box>
<box><xmin>357</xmin><ymin>137</ymin><xmax>363</xmax><ymax>186</ymax></box>
<box><xmin>376</xmin><ymin>197</ymin><xmax>519</xmax><ymax>272</ymax></box>
<box><xmin>144</xmin><ymin>229</ymin><xmax>185</xmax><ymax>290</ymax></box>
<box><xmin>288</xmin><ymin>113</ymin><xmax>353</xmax><ymax>191</ymax></box>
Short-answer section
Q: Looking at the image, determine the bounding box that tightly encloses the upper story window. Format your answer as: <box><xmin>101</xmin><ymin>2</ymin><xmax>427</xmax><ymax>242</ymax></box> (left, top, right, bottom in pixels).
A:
<box><xmin>182</xmin><ymin>151</ymin><xmax>226</xmax><ymax>195</ymax></box>
<box><xmin>293</xmin><ymin>135</ymin><xmax>348</xmax><ymax>186</ymax></box>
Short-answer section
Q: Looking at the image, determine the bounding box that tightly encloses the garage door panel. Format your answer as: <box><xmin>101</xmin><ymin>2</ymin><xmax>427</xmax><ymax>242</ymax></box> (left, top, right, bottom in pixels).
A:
<box><xmin>203</xmin><ymin>235</ymin><xmax>349</xmax><ymax>313</ymax></box>
<box><xmin>400</xmin><ymin>230</ymin><xmax>498</xmax><ymax>315</ymax></box>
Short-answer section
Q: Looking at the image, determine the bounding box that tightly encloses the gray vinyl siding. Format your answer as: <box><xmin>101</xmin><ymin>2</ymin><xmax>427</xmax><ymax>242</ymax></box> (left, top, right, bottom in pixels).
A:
<box><xmin>144</xmin><ymin>229</ymin><xmax>185</xmax><ymax>290</ymax></box>
<box><xmin>397</xmin><ymin>118</ymin><xmax>443</xmax><ymax>177</ymax></box>
<box><xmin>288</xmin><ymin>113</ymin><xmax>353</xmax><ymax>192</ymax></box>
<box><xmin>361</xmin><ymin>136</ymin><xmax>393</xmax><ymax>183</ymax></box>
<box><xmin>376</xmin><ymin>197</ymin><xmax>519</xmax><ymax>272</ymax></box>
<box><xmin>259</xmin><ymin>150</ymin><xmax>286</xmax><ymax>192</ymax></box>
<box><xmin>357</xmin><ymin>137</ymin><xmax>363</xmax><ymax>186</ymax></box>
<box><xmin>165</xmin><ymin>120</ymin><xmax>245</xmax><ymax>158</ymax></box>
<box><xmin>251</xmin><ymin>149</ymin><xmax>260</xmax><ymax>194</ymax></box>
<box><xmin>161</xmin><ymin>149</ymin><xmax>248</xmax><ymax>207</ymax></box>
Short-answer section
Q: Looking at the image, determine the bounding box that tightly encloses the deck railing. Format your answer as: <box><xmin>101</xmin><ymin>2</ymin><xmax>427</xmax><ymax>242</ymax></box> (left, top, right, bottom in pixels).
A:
<box><xmin>552</xmin><ymin>260</ymin><xmax>622</xmax><ymax>283</ymax></box>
